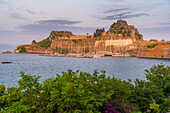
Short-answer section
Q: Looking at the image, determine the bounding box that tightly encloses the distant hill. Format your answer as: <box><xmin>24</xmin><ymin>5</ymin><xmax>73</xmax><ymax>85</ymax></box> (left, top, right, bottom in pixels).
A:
<box><xmin>0</xmin><ymin>44</ymin><xmax>15</xmax><ymax>53</ymax></box>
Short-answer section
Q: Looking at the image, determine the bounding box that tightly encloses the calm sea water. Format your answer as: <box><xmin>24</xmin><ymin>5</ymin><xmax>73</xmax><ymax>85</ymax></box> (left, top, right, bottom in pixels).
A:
<box><xmin>0</xmin><ymin>53</ymin><xmax>170</xmax><ymax>87</ymax></box>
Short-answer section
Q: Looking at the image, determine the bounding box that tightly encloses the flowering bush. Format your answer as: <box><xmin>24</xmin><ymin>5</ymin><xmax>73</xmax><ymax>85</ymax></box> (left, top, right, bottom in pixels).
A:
<box><xmin>0</xmin><ymin>64</ymin><xmax>169</xmax><ymax>112</ymax></box>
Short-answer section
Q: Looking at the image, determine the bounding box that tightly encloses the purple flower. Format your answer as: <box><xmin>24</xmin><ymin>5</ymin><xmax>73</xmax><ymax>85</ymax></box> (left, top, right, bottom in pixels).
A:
<box><xmin>114</xmin><ymin>111</ymin><xmax>119</xmax><ymax>113</ymax></box>
<box><xmin>108</xmin><ymin>103</ymin><xmax>112</xmax><ymax>107</ymax></box>
<box><xmin>39</xmin><ymin>108</ymin><xmax>44</xmax><ymax>112</ymax></box>
<box><xmin>109</xmin><ymin>108</ymin><xmax>115</xmax><ymax>111</ymax></box>
<box><xmin>59</xmin><ymin>111</ymin><xmax>62</xmax><ymax>113</ymax></box>
<box><xmin>105</xmin><ymin>110</ymin><xmax>108</xmax><ymax>113</ymax></box>
<box><xmin>131</xmin><ymin>110</ymin><xmax>135</xmax><ymax>112</ymax></box>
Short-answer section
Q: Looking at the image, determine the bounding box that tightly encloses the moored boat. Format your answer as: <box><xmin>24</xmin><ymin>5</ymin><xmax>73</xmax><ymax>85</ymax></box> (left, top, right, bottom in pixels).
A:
<box><xmin>1</xmin><ymin>62</ymin><xmax>12</xmax><ymax>64</ymax></box>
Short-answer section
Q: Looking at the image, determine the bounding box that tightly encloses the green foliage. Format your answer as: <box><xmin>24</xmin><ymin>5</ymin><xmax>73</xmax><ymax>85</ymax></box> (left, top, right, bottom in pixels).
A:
<box><xmin>147</xmin><ymin>103</ymin><xmax>161</xmax><ymax>113</ymax></box>
<box><xmin>147</xmin><ymin>43</ymin><xmax>158</xmax><ymax>48</ymax></box>
<box><xmin>94</xmin><ymin>28</ymin><xmax>105</xmax><ymax>37</ymax></box>
<box><xmin>55</xmin><ymin>47</ymin><xmax>70</xmax><ymax>54</ymax></box>
<box><xmin>55</xmin><ymin>47</ymin><xmax>62</xmax><ymax>54</ymax></box>
<box><xmin>37</xmin><ymin>37</ymin><xmax>51</xmax><ymax>49</ymax></box>
<box><xmin>127</xmin><ymin>33</ymin><xmax>131</xmax><ymax>37</ymax></box>
<box><xmin>32</xmin><ymin>40</ymin><xmax>36</xmax><ymax>44</ymax></box>
<box><xmin>86</xmin><ymin>36</ymin><xmax>92</xmax><ymax>38</ymax></box>
<box><xmin>128</xmin><ymin>64</ymin><xmax>170</xmax><ymax>113</ymax></box>
<box><xmin>72</xmin><ymin>39</ymin><xmax>77</xmax><ymax>44</ymax></box>
<box><xmin>19</xmin><ymin>46</ymin><xmax>26</xmax><ymax>53</ymax></box>
<box><xmin>85</xmin><ymin>47</ymin><xmax>89</xmax><ymax>53</ymax></box>
<box><xmin>51</xmin><ymin>36</ymin><xmax>55</xmax><ymax>40</ymax></box>
<box><xmin>120</xmin><ymin>27</ymin><xmax>124</xmax><ymax>29</ymax></box>
<box><xmin>127</xmin><ymin>49</ymin><xmax>133</xmax><ymax>52</ymax></box>
<box><xmin>110</xmin><ymin>22</ymin><xmax>116</xmax><ymax>28</ymax></box>
<box><xmin>118</xmin><ymin>30</ymin><xmax>122</xmax><ymax>34</ymax></box>
<box><xmin>145</xmin><ymin>64</ymin><xmax>170</xmax><ymax>97</ymax></box>
<box><xmin>0</xmin><ymin>64</ymin><xmax>169</xmax><ymax>112</ymax></box>
<box><xmin>149</xmin><ymin>39</ymin><xmax>156</xmax><ymax>41</ymax></box>
<box><xmin>123</xmin><ymin>33</ymin><xmax>125</xmax><ymax>37</ymax></box>
<box><xmin>0</xmin><ymin>70</ymin><xmax>121</xmax><ymax>112</ymax></box>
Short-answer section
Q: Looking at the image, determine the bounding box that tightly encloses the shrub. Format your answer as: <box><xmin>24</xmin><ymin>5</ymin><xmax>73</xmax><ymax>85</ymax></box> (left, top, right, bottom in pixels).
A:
<box><xmin>32</xmin><ymin>40</ymin><xmax>36</xmax><ymax>44</ymax></box>
<box><xmin>0</xmin><ymin>64</ymin><xmax>169</xmax><ymax>112</ymax></box>
<box><xmin>37</xmin><ymin>37</ymin><xmax>51</xmax><ymax>49</ymax></box>
<box><xmin>128</xmin><ymin>64</ymin><xmax>170</xmax><ymax>113</ymax></box>
<box><xmin>94</xmin><ymin>28</ymin><xmax>105</xmax><ymax>37</ymax></box>
<box><xmin>19</xmin><ymin>46</ymin><xmax>26</xmax><ymax>53</ymax></box>
<box><xmin>72</xmin><ymin>39</ymin><xmax>77</xmax><ymax>44</ymax></box>
<box><xmin>85</xmin><ymin>47</ymin><xmax>89</xmax><ymax>53</ymax></box>
<box><xmin>147</xmin><ymin>43</ymin><xmax>158</xmax><ymax>48</ymax></box>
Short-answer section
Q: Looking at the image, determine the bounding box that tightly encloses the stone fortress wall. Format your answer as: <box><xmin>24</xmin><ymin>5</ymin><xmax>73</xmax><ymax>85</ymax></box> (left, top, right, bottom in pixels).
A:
<box><xmin>105</xmin><ymin>39</ymin><xmax>133</xmax><ymax>47</ymax></box>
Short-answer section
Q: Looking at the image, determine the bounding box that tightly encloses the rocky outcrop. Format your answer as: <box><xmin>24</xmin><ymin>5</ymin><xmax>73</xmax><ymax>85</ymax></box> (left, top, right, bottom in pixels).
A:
<box><xmin>2</xmin><ymin>51</ymin><xmax>13</xmax><ymax>54</ymax></box>
<box><xmin>14</xmin><ymin>45</ymin><xmax>52</xmax><ymax>54</ymax></box>
<box><xmin>49</xmin><ymin>31</ymin><xmax>73</xmax><ymax>40</ymax></box>
<box><xmin>108</xmin><ymin>20</ymin><xmax>143</xmax><ymax>41</ymax></box>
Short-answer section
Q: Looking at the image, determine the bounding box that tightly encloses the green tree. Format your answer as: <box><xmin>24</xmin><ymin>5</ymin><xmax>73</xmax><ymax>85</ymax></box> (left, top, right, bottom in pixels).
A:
<box><xmin>19</xmin><ymin>46</ymin><xmax>26</xmax><ymax>53</ymax></box>
<box><xmin>128</xmin><ymin>64</ymin><xmax>170</xmax><ymax>113</ymax></box>
<box><xmin>94</xmin><ymin>28</ymin><xmax>105</xmax><ymax>37</ymax></box>
<box><xmin>32</xmin><ymin>40</ymin><xmax>36</xmax><ymax>44</ymax></box>
<box><xmin>85</xmin><ymin>47</ymin><xmax>89</xmax><ymax>53</ymax></box>
<box><xmin>72</xmin><ymin>39</ymin><xmax>77</xmax><ymax>44</ymax></box>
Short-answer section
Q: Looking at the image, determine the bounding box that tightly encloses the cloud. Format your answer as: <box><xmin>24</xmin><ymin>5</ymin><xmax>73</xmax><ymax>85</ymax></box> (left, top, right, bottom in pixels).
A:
<box><xmin>17</xmin><ymin>19</ymin><xmax>97</xmax><ymax>35</ymax></box>
<box><xmin>0</xmin><ymin>44</ymin><xmax>15</xmax><ymax>52</ymax></box>
<box><xmin>25</xmin><ymin>9</ymin><xmax>46</xmax><ymax>15</ymax></box>
<box><xmin>102</xmin><ymin>12</ymin><xmax>149</xmax><ymax>20</ymax></box>
<box><xmin>104</xmin><ymin>8</ymin><xmax>130</xmax><ymax>14</ymax></box>
<box><xmin>139</xmin><ymin>26</ymin><xmax>170</xmax><ymax>41</ymax></box>
<box><xmin>35</xmin><ymin>19</ymin><xmax>81</xmax><ymax>25</ymax></box>
<box><xmin>0</xmin><ymin>19</ymin><xmax>98</xmax><ymax>46</ymax></box>
<box><xmin>158</xmin><ymin>22</ymin><xmax>170</xmax><ymax>26</ymax></box>
<box><xmin>25</xmin><ymin>9</ymin><xmax>36</xmax><ymax>15</ymax></box>
<box><xmin>0</xmin><ymin>29</ymin><xmax>16</xmax><ymax>35</ymax></box>
<box><xmin>10</xmin><ymin>13</ymin><xmax>26</xmax><ymax>20</ymax></box>
<box><xmin>0</xmin><ymin>0</ymin><xmax>6</xmax><ymax>4</ymax></box>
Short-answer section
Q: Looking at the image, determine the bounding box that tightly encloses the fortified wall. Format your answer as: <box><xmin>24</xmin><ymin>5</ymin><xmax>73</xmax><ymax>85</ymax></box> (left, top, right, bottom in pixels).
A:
<box><xmin>105</xmin><ymin>39</ymin><xmax>133</xmax><ymax>47</ymax></box>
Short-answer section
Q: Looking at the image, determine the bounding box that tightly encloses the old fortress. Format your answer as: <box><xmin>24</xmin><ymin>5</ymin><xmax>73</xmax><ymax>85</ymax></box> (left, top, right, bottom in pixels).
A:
<box><xmin>15</xmin><ymin>20</ymin><xmax>170</xmax><ymax>59</ymax></box>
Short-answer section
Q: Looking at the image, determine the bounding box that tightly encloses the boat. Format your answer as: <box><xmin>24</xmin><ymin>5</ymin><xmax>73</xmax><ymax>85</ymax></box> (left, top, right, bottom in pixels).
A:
<box><xmin>1</xmin><ymin>62</ymin><xmax>12</xmax><ymax>64</ymax></box>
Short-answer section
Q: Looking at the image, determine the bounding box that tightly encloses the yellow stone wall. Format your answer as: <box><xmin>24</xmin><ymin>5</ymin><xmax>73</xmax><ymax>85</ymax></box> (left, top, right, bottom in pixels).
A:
<box><xmin>105</xmin><ymin>39</ymin><xmax>133</xmax><ymax>47</ymax></box>
<box><xmin>70</xmin><ymin>35</ymin><xmax>93</xmax><ymax>39</ymax></box>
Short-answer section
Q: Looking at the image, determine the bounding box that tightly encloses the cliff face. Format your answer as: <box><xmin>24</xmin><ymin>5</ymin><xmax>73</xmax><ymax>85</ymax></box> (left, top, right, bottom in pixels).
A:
<box><xmin>137</xmin><ymin>41</ymin><xmax>170</xmax><ymax>59</ymax></box>
<box><xmin>108</xmin><ymin>20</ymin><xmax>143</xmax><ymax>41</ymax></box>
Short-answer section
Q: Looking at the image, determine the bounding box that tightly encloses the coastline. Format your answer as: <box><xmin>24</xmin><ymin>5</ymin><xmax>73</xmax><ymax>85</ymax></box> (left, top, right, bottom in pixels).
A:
<box><xmin>2</xmin><ymin>52</ymin><xmax>170</xmax><ymax>59</ymax></box>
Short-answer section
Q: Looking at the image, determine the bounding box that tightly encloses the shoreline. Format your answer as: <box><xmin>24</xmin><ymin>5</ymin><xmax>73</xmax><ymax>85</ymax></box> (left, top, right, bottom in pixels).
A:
<box><xmin>1</xmin><ymin>52</ymin><xmax>170</xmax><ymax>60</ymax></box>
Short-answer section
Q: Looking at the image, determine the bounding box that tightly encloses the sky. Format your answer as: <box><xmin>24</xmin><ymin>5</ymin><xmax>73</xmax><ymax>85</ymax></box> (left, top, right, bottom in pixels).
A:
<box><xmin>0</xmin><ymin>0</ymin><xmax>170</xmax><ymax>52</ymax></box>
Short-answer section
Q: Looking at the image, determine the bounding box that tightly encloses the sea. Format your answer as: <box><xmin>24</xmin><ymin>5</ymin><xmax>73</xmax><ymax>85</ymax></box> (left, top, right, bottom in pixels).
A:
<box><xmin>0</xmin><ymin>53</ymin><xmax>170</xmax><ymax>87</ymax></box>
